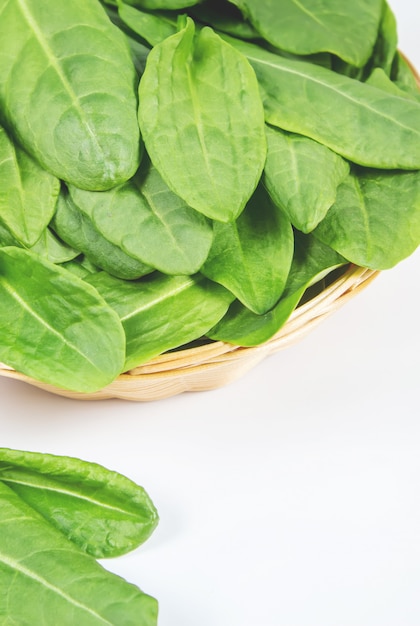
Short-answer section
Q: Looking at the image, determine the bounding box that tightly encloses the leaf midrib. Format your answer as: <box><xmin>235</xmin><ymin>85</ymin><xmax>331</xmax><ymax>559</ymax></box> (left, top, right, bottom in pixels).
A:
<box><xmin>0</xmin><ymin>550</ymin><xmax>113</xmax><ymax>625</ymax></box>
<box><xmin>247</xmin><ymin>51</ymin><xmax>419</xmax><ymax>135</ymax></box>
<box><xmin>15</xmin><ymin>0</ymin><xmax>103</xmax><ymax>155</ymax></box>
<box><xmin>0</xmin><ymin>276</ymin><xmax>104</xmax><ymax>375</ymax></box>
<box><xmin>0</xmin><ymin>476</ymin><xmax>141</xmax><ymax>519</ymax></box>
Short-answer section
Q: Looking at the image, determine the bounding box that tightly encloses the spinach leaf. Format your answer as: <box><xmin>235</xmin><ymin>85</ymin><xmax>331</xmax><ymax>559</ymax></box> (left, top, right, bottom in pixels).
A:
<box><xmin>208</xmin><ymin>232</ymin><xmax>347</xmax><ymax>346</ymax></box>
<box><xmin>222</xmin><ymin>35</ymin><xmax>420</xmax><ymax>170</ymax></box>
<box><xmin>0</xmin><ymin>481</ymin><xmax>158</xmax><ymax>626</ymax></box>
<box><xmin>0</xmin><ymin>126</ymin><xmax>59</xmax><ymax>247</ymax></box>
<box><xmin>313</xmin><ymin>169</ymin><xmax>420</xmax><ymax>270</ymax></box>
<box><xmin>0</xmin><ymin>247</ymin><xmax>125</xmax><ymax>392</ymax></box>
<box><xmin>68</xmin><ymin>157</ymin><xmax>214</xmax><ymax>276</ymax></box>
<box><xmin>263</xmin><ymin>125</ymin><xmax>349</xmax><ymax>233</ymax></box>
<box><xmin>52</xmin><ymin>191</ymin><xmax>153</xmax><ymax>280</ymax></box>
<box><xmin>138</xmin><ymin>18</ymin><xmax>266</xmax><ymax>222</ymax></box>
<box><xmin>201</xmin><ymin>185</ymin><xmax>293</xmax><ymax>314</ymax></box>
<box><xmin>0</xmin><ymin>0</ymin><xmax>141</xmax><ymax>190</ymax></box>
<box><xmin>0</xmin><ymin>448</ymin><xmax>158</xmax><ymax>559</ymax></box>
<box><xmin>228</xmin><ymin>0</ymin><xmax>383</xmax><ymax>67</ymax></box>
<box><xmin>87</xmin><ymin>271</ymin><xmax>234</xmax><ymax>370</ymax></box>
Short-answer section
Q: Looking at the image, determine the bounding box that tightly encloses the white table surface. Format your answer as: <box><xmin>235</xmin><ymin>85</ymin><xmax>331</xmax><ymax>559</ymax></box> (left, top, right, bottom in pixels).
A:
<box><xmin>1</xmin><ymin>2</ymin><xmax>419</xmax><ymax>625</ymax></box>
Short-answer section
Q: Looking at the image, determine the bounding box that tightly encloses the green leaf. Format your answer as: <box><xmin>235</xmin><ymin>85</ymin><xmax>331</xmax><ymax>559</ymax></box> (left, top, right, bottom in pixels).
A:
<box><xmin>0</xmin><ymin>0</ymin><xmax>141</xmax><ymax>190</ymax></box>
<box><xmin>283</xmin><ymin>230</ymin><xmax>347</xmax><ymax>297</ymax></box>
<box><xmin>0</xmin><ymin>247</ymin><xmax>126</xmax><ymax>392</ymax></box>
<box><xmin>201</xmin><ymin>185</ymin><xmax>293</xmax><ymax>314</ymax></box>
<box><xmin>228</xmin><ymin>0</ymin><xmax>383</xmax><ymax>67</ymax></box>
<box><xmin>117</xmin><ymin>1</ymin><xmax>178</xmax><ymax>47</ymax></box>
<box><xmin>208</xmin><ymin>230</ymin><xmax>347</xmax><ymax>346</ymax></box>
<box><xmin>207</xmin><ymin>288</ymin><xmax>305</xmax><ymax>346</ymax></box>
<box><xmin>365</xmin><ymin>67</ymin><xmax>412</xmax><ymax>99</ymax></box>
<box><xmin>368</xmin><ymin>0</ymin><xmax>398</xmax><ymax>76</ymax></box>
<box><xmin>190</xmin><ymin>0</ymin><xmax>259</xmax><ymax>40</ymax></box>
<box><xmin>0</xmin><ymin>126</ymin><xmax>59</xmax><ymax>247</ymax></box>
<box><xmin>313</xmin><ymin>169</ymin><xmax>420</xmax><ymax>270</ymax></box>
<box><xmin>87</xmin><ymin>271</ymin><xmax>235</xmax><ymax>370</ymax></box>
<box><xmin>138</xmin><ymin>18</ymin><xmax>266</xmax><ymax>222</ymax></box>
<box><xmin>0</xmin><ymin>482</ymin><xmax>158</xmax><ymax>626</ymax></box>
<box><xmin>0</xmin><ymin>448</ymin><xmax>158</xmax><ymax>559</ymax></box>
<box><xmin>222</xmin><ymin>35</ymin><xmax>420</xmax><ymax>170</ymax></box>
<box><xmin>263</xmin><ymin>125</ymin><xmax>349</xmax><ymax>233</ymax></box>
<box><xmin>52</xmin><ymin>191</ymin><xmax>153</xmax><ymax>280</ymax></box>
<box><xmin>125</xmin><ymin>0</ymin><xmax>200</xmax><ymax>8</ymax></box>
<box><xmin>394</xmin><ymin>53</ymin><xmax>420</xmax><ymax>103</ymax></box>
<box><xmin>29</xmin><ymin>228</ymin><xmax>80</xmax><ymax>265</ymax></box>
<box><xmin>68</xmin><ymin>157</ymin><xmax>214</xmax><ymax>275</ymax></box>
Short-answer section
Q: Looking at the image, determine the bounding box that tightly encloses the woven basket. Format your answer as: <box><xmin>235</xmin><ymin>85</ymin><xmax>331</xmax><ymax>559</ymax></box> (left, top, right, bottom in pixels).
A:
<box><xmin>0</xmin><ymin>265</ymin><xmax>378</xmax><ymax>401</ymax></box>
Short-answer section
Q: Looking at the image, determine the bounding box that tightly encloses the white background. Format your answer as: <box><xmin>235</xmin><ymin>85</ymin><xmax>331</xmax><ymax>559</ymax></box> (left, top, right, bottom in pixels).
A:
<box><xmin>1</xmin><ymin>2</ymin><xmax>419</xmax><ymax>625</ymax></box>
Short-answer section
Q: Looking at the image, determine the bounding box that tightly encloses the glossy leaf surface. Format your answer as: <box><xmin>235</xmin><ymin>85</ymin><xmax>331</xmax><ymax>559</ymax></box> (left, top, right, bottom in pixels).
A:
<box><xmin>263</xmin><ymin>125</ymin><xmax>349</xmax><ymax>233</ymax></box>
<box><xmin>314</xmin><ymin>169</ymin><xmax>420</xmax><ymax>269</ymax></box>
<box><xmin>69</xmin><ymin>159</ymin><xmax>214</xmax><ymax>275</ymax></box>
<box><xmin>138</xmin><ymin>19</ymin><xmax>266</xmax><ymax>221</ymax></box>
<box><xmin>202</xmin><ymin>185</ymin><xmax>293</xmax><ymax>314</ymax></box>
<box><xmin>0</xmin><ymin>448</ymin><xmax>158</xmax><ymax>559</ymax></box>
<box><xmin>87</xmin><ymin>271</ymin><xmax>234</xmax><ymax>370</ymax></box>
<box><xmin>0</xmin><ymin>0</ymin><xmax>141</xmax><ymax>190</ymax></box>
<box><xmin>0</xmin><ymin>126</ymin><xmax>59</xmax><ymax>246</ymax></box>
<box><xmin>228</xmin><ymin>0</ymin><xmax>383</xmax><ymax>67</ymax></box>
<box><xmin>0</xmin><ymin>247</ymin><xmax>125</xmax><ymax>392</ymax></box>
<box><xmin>223</xmin><ymin>35</ymin><xmax>420</xmax><ymax>170</ymax></box>
<box><xmin>0</xmin><ymin>482</ymin><xmax>158</xmax><ymax>626</ymax></box>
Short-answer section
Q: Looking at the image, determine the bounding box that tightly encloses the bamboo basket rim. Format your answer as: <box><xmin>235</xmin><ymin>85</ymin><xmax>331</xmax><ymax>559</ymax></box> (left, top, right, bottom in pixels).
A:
<box><xmin>0</xmin><ymin>265</ymin><xmax>379</xmax><ymax>401</ymax></box>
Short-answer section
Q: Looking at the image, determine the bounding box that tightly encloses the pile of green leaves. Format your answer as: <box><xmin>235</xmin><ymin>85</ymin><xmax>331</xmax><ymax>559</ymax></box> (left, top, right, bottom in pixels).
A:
<box><xmin>0</xmin><ymin>447</ymin><xmax>158</xmax><ymax>625</ymax></box>
<box><xmin>0</xmin><ymin>0</ymin><xmax>419</xmax><ymax>393</ymax></box>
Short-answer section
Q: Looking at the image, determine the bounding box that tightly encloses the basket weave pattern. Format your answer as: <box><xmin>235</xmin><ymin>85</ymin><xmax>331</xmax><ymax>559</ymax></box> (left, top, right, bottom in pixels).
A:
<box><xmin>0</xmin><ymin>265</ymin><xmax>378</xmax><ymax>401</ymax></box>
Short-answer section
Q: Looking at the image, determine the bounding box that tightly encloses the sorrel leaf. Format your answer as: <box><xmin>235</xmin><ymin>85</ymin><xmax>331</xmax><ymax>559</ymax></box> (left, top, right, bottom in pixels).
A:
<box><xmin>0</xmin><ymin>247</ymin><xmax>125</xmax><ymax>392</ymax></box>
<box><xmin>87</xmin><ymin>271</ymin><xmax>235</xmax><ymax>370</ymax></box>
<box><xmin>313</xmin><ymin>168</ymin><xmax>420</xmax><ymax>269</ymax></box>
<box><xmin>117</xmin><ymin>1</ymin><xmax>178</xmax><ymax>46</ymax></box>
<box><xmin>0</xmin><ymin>448</ymin><xmax>158</xmax><ymax>559</ymax></box>
<box><xmin>228</xmin><ymin>0</ymin><xmax>383</xmax><ymax>67</ymax></box>
<box><xmin>208</xmin><ymin>231</ymin><xmax>347</xmax><ymax>346</ymax></box>
<box><xmin>201</xmin><ymin>185</ymin><xmax>294</xmax><ymax>314</ymax></box>
<box><xmin>223</xmin><ymin>35</ymin><xmax>420</xmax><ymax>170</ymax></box>
<box><xmin>0</xmin><ymin>126</ymin><xmax>59</xmax><ymax>247</ymax></box>
<box><xmin>68</xmin><ymin>158</ymin><xmax>214</xmax><ymax>275</ymax></box>
<box><xmin>138</xmin><ymin>18</ymin><xmax>266</xmax><ymax>221</ymax></box>
<box><xmin>0</xmin><ymin>481</ymin><xmax>158</xmax><ymax>626</ymax></box>
<box><xmin>263</xmin><ymin>125</ymin><xmax>349</xmax><ymax>233</ymax></box>
<box><xmin>0</xmin><ymin>0</ymin><xmax>141</xmax><ymax>190</ymax></box>
<box><xmin>52</xmin><ymin>191</ymin><xmax>153</xmax><ymax>280</ymax></box>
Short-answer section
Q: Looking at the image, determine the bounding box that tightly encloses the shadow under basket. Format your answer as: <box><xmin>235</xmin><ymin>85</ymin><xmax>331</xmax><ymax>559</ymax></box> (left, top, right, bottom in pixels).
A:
<box><xmin>0</xmin><ymin>265</ymin><xmax>378</xmax><ymax>401</ymax></box>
